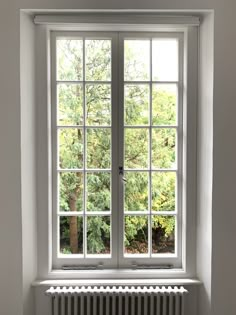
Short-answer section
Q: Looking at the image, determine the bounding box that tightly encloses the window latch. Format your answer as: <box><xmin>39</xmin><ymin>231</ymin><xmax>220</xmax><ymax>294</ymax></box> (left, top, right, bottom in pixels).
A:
<box><xmin>131</xmin><ymin>262</ymin><xmax>173</xmax><ymax>270</ymax></box>
<box><xmin>62</xmin><ymin>263</ymin><xmax>104</xmax><ymax>270</ymax></box>
<box><xmin>119</xmin><ymin>166</ymin><xmax>127</xmax><ymax>182</ymax></box>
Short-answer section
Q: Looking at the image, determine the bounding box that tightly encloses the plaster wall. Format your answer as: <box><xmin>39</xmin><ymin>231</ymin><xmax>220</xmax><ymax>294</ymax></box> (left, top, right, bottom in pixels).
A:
<box><xmin>196</xmin><ymin>12</ymin><xmax>214</xmax><ymax>315</ymax></box>
<box><xmin>20</xmin><ymin>12</ymin><xmax>37</xmax><ymax>315</ymax></box>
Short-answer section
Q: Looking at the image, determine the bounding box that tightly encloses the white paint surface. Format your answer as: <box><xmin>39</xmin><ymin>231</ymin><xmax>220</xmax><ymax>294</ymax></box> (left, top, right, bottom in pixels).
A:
<box><xmin>20</xmin><ymin>12</ymin><xmax>37</xmax><ymax>315</ymax></box>
<box><xmin>0</xmin><ymin>1</ymin><xmax>235</xmax><ymax>315</ymax></box>
<box><xmin>196</xmin><ymin>12</ymin><xmax>214</xmax><ymax>315</ymax></box>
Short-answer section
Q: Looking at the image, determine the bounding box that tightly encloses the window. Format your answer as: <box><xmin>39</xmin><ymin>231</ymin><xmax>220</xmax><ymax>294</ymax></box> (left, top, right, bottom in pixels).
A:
<box><xmin>49</xmin><ymin>27</ymin><xmax>196</xmax><ymax>271</ymax></box>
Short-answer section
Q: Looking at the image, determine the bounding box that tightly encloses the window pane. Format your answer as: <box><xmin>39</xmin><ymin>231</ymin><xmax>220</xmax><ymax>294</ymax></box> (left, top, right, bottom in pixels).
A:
<box><xmin>59</xmin><ymin>128</ymin><xmax>83</xmax><ymax>169</ymax></box>
<box><xmin>60</xmin><ymin>216</ymin><xmax>83</xmax><ymax>254</ymax></box>
<box><xmin>124</xmin><ymin>172</ymin><xmax>148</xmax><ymax>211</ymax></box>
<box><xmin>124</xmin><ymin>128</ymin><xmax>149</xmax><ymax>169</ymax></box>
<box><xmin>124</xmin><ymin>84</ymin><xmax>149</xmax><ymax>125</ymax></box>
<box><xmin>87</xmin><ymin>128</ymin><xmax>111</xmax><ymax>169</ymax></box>
<box><xmin>124</xmin><ymin>215</ymin><xmax>148</xmax><ymax>254</ymax></box>
<box><xmin>87</xmin><ymin>216</ymin><xmax>111</xmax><ymax>254</ymax></box>
<box><xmin>124</xmin><ymin>40</ymin><xmax>150</xmax><ymax>81</ymax></box>
<box><xmin>85</xmin><ymin>40</ymin><xmax>111</xmax><ymax>81</ymax></box>
<box><xmin>58</xmin><ymin>84</ymin><xmax>83</xmax><ymax>126</ymax></box>
<box><xmin>152</xmin><ymin>84</ymin><xmax>177</xmax><ymax>126</ymax></box>
<box><xmin>152</xmin><ymin>215</ymin><xmax>175</xmax><ymax>254</ymax></box>
<box><xmin>59</xmin><ymin>172</ymin><xmax>83</xmax><ymax>212</ymax></box>
<box><xmin>152</xmin><ymin>39</ymin><xmax>178</xmax><ymax>81</ymax></box>
<box><xmin>86</xmin><ymin>84</ymin><xmax>111</xmax><ymax>126</ymax></box>
<box><xmin>57</xmin><ymin>39</ymin><xmax>83</xmax><ymax>81</ymax></box>
<box><xmin>152</xmin><ymin>129</ymin><xmax>176</xmax><ymax>169</ymax></box>
<box><xmin>152</xmin><ymin>172</ymin><xmax>176</xmax><ymax>211</ymax></box>
<box><xmin>86</xmin><ymin>172</ymin><xmax>111</xmax><ymax>211</ymax></box>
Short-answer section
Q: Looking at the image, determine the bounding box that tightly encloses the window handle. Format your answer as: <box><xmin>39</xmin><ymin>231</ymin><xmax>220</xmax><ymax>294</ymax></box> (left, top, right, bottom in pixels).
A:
<box><xmin>119</xmin><ymin>166</ymin><xmax>127</xmax><ymax>183</ymax></box>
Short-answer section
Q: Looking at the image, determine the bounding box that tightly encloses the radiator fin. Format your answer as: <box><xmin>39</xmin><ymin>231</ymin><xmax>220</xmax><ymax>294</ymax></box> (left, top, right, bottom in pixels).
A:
<box><xmin>46</xmin><ymin>285</ymin><xmax>188</xmax><ymax>315</ymax></box>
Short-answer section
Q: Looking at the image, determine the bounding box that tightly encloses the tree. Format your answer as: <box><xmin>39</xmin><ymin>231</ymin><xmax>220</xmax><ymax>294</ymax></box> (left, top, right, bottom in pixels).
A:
<box><xmin>58</xmin><ymin>38</ymin><xmax>176</xmax><ymax>255</ymax></box>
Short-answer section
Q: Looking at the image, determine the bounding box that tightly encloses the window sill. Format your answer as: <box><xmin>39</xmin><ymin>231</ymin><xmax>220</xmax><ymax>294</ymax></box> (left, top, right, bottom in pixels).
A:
<box><xmin>34</xmin><ymin>268</ymin><xmax>202</xmax><ymax>283</ymax></box>
<box><xmin>32</xmin><ymin>275</ymin><xmax>201</xmax><ymax>287</ymax></box>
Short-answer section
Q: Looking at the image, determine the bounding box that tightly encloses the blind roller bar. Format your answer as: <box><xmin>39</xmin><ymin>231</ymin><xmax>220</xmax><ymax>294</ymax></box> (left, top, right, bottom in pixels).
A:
<box><xmin>34</xmin><ymin>14</ymin><xmax>200</xmax><ymax>26</ymax></box>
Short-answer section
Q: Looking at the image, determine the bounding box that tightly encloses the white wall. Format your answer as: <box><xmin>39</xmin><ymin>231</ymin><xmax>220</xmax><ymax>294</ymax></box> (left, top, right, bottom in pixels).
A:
<box><xmin>1</xmin><ymin>1</ymin><xmax>236</xmax><ymax>315</ymax></box>
<box><xmin>196</xmin><ymin>12</ymin><xmax>214</xmax><ymax>315</ymax></box>
<box><xmin>20</xmin><ymin>12</ymin><xmax>38</xmax><ymax>315</ymax></box>
<box><xmin>211</xmin><ymin>6</ymin><xmax>236</xmax><ymax>314</ymax></box>
<box><xmin>0</xmin><ymin>5</ymin><xmax>23</xmax><ymax>315</ymax></box>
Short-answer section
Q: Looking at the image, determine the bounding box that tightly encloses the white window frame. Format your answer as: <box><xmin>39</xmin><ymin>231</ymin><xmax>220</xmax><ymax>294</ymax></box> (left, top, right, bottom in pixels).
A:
<box><xmin>118</xmin><ymin>32</ymin><xmax>183</xmax><ymax>269</ymax></box>
<box><xmin>51</xmin><ymin>31</ymin><xmax>119</xmax><ymax>269</ymax></box>
<box><xmin>35</xmin><ymin>15</ymin><xmax>198</xmax><ymax>277</ymax></box>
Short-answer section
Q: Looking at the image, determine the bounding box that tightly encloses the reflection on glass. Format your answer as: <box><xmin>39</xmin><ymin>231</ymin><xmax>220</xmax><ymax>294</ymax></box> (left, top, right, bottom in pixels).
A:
<box><xmin>152</xmin><ymin>215</ymin><xmax>175</xmax><ymax>254</ymax></box>
<box><xmin>85</xmin><ymin>40</ymin><xmax>111</xmax><ymax>81</ymax></box>
<box><xmin>59</xmin><ymin>129</ymin><xmax>83</xmax><ymax>169</ymax></box>
<box><xmin>152</xmin><ymin>172</ymin><xmax>176</xmax><ymax>211</ymax></box>
<box><xmin>60</xmin><ymin>216</ymin><xmax>83</xmax><ymax>254</ymax></box>
<box><xmin>58</xmin><ymin>84</ymin><xmax>83</xmax><ymax>126</ymax></box>
<box><xmin>59</xmin><ymin>172</ymin><xmax>83</xmax><ymax>212</ymax></box>
<box><xmin>124</xmin><ymin>216</ymin><xmax>148</xmax><ymax>254</ymax></box>
<box><xmin>152</xmin><ymin>129</ymin><xmax>176</xmax><ymax>169</ymax></box>
<box><xmin>86</xmin><ymin>84</ymin><xmax>111</xmax><ymax>126</ymax></box>
<box><xmin>57</xmin><ymin>39</ymin><xmax>83</xmax><ymax>81</ymax></box>
<box><xmin>124</xmin><ymin>128</ymin><xmax>149</xmax><ymax>169</ymax></box>
<box><xmin>152</xmin><ymin>39</ymin><xmax>178</xmax><ymax>81</ymax></box>
<box><xmin>124</xmin><ymin>85</ymin><xmax>149</xmax><ymax>125</ymax></box>
<box><xmin>124</xmin><ymin>172</ymin><xmax>148</xmax><ymax>211</ymax></box>
<box><xmin>87</xmin><ymin>216</ymin><xmax>110</xmax><ymax>254</ymax></box>
<box><xmin>124</xmin><ymin>40</ymin><xmax>150</xmax><ymax>81</ymax></box>
<box><xmin>152</xmin><ymin>84</ymin><xmax>177</xmax><ymax>126</ymax></box>
<box><xmin>87</xmin><ymin>129</ymin><xmax>111</xmax><ymax>169</ymax></box>
<box><xmin>86</xmin><ymin>172</ymin><xmax>111</xmax><ymax>211</ymax></box>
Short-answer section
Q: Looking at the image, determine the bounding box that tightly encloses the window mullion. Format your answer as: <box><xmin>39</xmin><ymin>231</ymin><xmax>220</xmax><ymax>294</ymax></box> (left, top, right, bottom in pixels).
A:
<box><xmin>148</xmin><ymin>38</ymin><xmax>152</xmax><ymax>258</ymax></box>
<box><xmin>82</xmin><ymin>37</ymin><xmax>87</xmax><ymax>259</ymax></box>
<box><xmin>111</xmin><ymin>33</ymin><xmax>120</xmax><ymax>268</ymax></box>
<box><xmin>117</xmin><ymin>33</ymin><xmax>125</xmax><ymax>267</ymax></box>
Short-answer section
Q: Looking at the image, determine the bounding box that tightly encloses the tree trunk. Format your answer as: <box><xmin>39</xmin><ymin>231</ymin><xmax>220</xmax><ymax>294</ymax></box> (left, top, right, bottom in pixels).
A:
<box><xmin>69</xmin><ymin>110</ymin><xmax>82</xmax><ymax>254</ymax></box>
<box><xmin>69</xmin><ymin>193</ymin><xmax>78</xmax><ymax>253</ymax></box>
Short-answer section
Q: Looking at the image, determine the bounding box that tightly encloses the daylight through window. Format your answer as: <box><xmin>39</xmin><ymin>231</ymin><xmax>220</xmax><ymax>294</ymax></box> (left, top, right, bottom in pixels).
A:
<box><xmin>51</xmin><ymin>31</ymin><xmax>183</xmax><ymax>268</ymax></box>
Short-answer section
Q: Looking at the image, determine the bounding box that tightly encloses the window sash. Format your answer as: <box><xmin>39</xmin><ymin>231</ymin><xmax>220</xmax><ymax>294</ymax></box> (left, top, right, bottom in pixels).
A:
<box><xmin>51</xmin><ymin>31</ymin><xmax>184</xmax><ymax>269</ymax></box>
<box><xmin>118</xmin><ymin>32</ymin><xmax>183</xmax><ymax>268</ymax></box>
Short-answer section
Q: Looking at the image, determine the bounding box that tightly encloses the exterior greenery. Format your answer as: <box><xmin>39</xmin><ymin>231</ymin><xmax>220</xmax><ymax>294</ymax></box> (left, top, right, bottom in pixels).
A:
<box><xmin>57</xmin><ymin>38</ymin><xmax>177</xmax><ymax>256</ymax></box>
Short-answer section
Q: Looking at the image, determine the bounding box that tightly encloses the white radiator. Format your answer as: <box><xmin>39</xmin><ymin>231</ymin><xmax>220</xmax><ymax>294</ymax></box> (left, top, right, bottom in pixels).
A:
<box><xmin>46</xmin><ymin>285</ymin><xmax>188</xmax><ymax>315</ymax></box>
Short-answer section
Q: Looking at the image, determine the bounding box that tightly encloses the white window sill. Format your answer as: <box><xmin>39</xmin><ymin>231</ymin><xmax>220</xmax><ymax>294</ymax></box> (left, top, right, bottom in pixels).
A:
<box><xmin>33</xmin><ymin>268</ymin><xmax>202</xmax><ymax>283</ymax></box>
<box><xmin>32</xmin><ymin>277</ymin><xmax>201</xmax><ymax>287</ymax></box>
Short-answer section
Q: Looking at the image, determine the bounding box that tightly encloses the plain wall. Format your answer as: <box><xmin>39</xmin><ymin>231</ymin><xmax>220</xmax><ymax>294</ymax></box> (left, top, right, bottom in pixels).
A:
<box><xmin>0</xmin><ymin>1</ymin><xmax>236</xmax><ymax>315</ymax></box>
<box><xmin>20</xmin><ymin>12</ymin><xmax>38</xmax><ymax>315</ymax></box>
<box><xmin>196</xmin><ymin>12</ymin><xmax>214</xmax><ymax>315</ymax></box>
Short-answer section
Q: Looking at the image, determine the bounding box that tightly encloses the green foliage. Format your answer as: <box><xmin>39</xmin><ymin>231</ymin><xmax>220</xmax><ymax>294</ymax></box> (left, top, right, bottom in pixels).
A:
<box><xmin>152</xmin><ymin>172</ymin><xmax>176</xmax><ymax>211</ymax></box>
<box><xmin>58</xmin><ymin>84</ymin><xmax>83</xmax><ymax>126</ymax></box>
<box><xmin>87</xmin><ymin>129</ymin><xmax>111</xmax><ymax>169</ymax></box>
<box><xmin>59</xmin><ymin>172</ymin><xmax>83</xmax><ymax>212</ymax></box>
<box><xmin>152</xmin><ymin>85</ymin><xmax>176</xmax><ymax>125</ymax></box>
<box><xmin>125</xmin><ymin>128</ymin><xmax>148</xmax><ymax>169</ymax></box>
<box><xmin>85</xmin><ymin>40</ymin><xmax>111</xmax><ymax>81</ymax></box>
<box><xmin>58</xmin><ymin>39</ymin><xmax>177</xmax><ymax>255</ymax></box>
<box><xmin>87</xmin><ymin>216</ymin><xmax>110</xmax><ymax>254</ymax></box>
<box><xmin>57</xmin><ymin>39</ymin><xmax>83</xmax><ymax>81</ymax></box>
<box><xmin>60</xmin><ymin>216</ymin><xmax>83</xmax><ymax>254</ymax></box>
<box><xmin>152</xmin><ymin>216</ymin><xmax>175</xmax><ymax>237</ymax></box>
<box><xmin>87</xmin><ymin>173</ymin><xmax>110</xmax><ymax>211</ymax></box>
<box><xmin>125</xmin><ymin>85</ymin><xmax>149</xmax><ymax>125</ymax></box>
<box><xmin>86</xmin><ymin>84</ymin><xmax>111</xmax><ymax>126</ymax></box>
<box><xmin>124</xmin><ymin>216</ymin><xmax>148</xmax><ymax>247</ymax></box>
<box><xmin>125</xmin><ymin>172</ymin><xmax>148</xmax><ymax>210</ymax></box>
